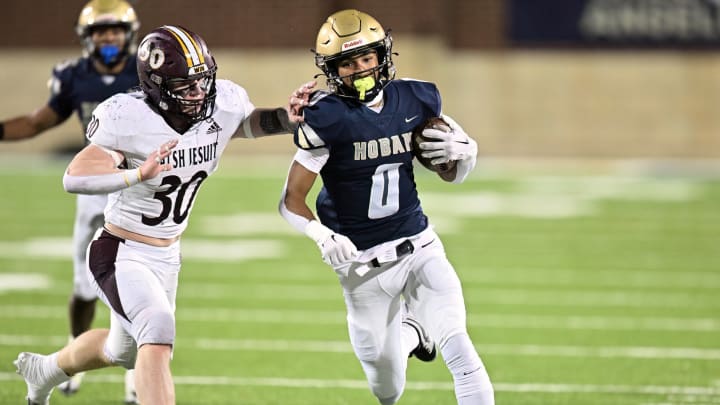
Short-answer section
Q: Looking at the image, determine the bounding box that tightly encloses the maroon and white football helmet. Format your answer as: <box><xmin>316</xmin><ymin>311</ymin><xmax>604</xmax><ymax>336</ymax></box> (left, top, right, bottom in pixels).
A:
<box><xmin>137</xmin><ymin>25</ymin><xmax>217</xmax><ymax>133</ymax></box>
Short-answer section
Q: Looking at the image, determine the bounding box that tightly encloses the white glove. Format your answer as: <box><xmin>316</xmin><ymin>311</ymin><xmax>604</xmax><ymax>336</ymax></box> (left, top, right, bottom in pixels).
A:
<box><xmin>304</xmin><ymin>220</ymin><xmax>358</xmax><ymax>266</ymax></box>
<box><xmin>418</xmin><ymin>121</ymin><xmax>477</xmax><ymax>165</ymax></box>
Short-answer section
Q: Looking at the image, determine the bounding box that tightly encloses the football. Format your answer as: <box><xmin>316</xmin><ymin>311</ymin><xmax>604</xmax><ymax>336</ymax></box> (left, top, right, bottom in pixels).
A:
<box><xmin>411</xmin><ymin>117</ymin><xmax>458</xmax><ymax>173</ymax></box>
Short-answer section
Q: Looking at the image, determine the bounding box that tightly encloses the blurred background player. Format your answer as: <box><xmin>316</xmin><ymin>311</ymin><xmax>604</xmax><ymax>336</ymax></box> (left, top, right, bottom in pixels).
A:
<box><xmin>279</xmin><ymin>9</ymin><xmax>494</xmax><ymax>405</ymax></box>
<box><xmin>14</xmin><ymin>24</ymin><xmax>305</xmax><ymax>405</ymax></box>
<box><xmin>0</xmin><ymin>0</ymin><xmax>140</xmax><ymax>402</ymax></box>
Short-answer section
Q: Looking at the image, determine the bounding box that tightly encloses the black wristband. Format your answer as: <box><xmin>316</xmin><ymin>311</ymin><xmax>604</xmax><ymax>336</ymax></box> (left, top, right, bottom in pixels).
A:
<box><xmin>0</xmin><ymin>122</ymin><xmax>4</xmax><ymax>140</ymax></box>
<box><xmin>259</xmin><ymin>108</ymin><xmax>297</xmax><ymax>134</ymax></box>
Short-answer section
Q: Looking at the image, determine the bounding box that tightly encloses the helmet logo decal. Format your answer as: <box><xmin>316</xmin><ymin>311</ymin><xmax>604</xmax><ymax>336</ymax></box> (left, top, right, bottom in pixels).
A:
<box><xmin>342</xmin><ymin>38</ymin><xmax>366</xmax><ymax>51</ymax></box>
<box><xmin>137</xmin><ymin>40</ymin><xmax>150</xmax><ymax>61</ymax></box>
<box><xmin>149</xmin><ymin>48</ymin><xmax>165</xmax><ymax>69</ymax></box>
<box><xmin>189</xmin><ymin>65</ymin><xmax>207</xmax><ymax>75</ymax></box>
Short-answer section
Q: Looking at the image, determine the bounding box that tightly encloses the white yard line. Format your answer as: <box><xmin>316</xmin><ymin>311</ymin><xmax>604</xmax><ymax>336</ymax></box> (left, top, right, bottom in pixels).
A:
<box><xmin>0</xmin><ymin>238</ymin><xmax>283</xmax><ymax>262</ymax></box>
<box><xmin>193</xmin><ymin>338</ymin><xmax>720</xmax><ymax>360</ymax></box>
<box><xmin>1</xmin><ymin>334</ymin><xmax>718</xmax><ymax>360</ymax></box>
<box><xmin>1</xmin><ymin>305</ymin><xmax>718</xmax><ymax>332</ymax></box>
<box><xmin>178</xmin><ymin>284</ymin><xmax>718</xmax><ymax>309</ymax></box>
<box><xmin>2</xmin><ymin>271</ymin><xmax>719</xmax><ymax>311</ymax></box>
<box><xmin>0</xmin><ymin>372</ymin><xmax>718</xmax><ymax>396</ymax></box>
<box><xmin>0</xmin><ymin>274</ymin><xmax>49</xmax><ymax>293</ymax></box>
<box><xmin>3</xmin><ymin>239</ymin><xmax>719</xmax><ymax>291</ymax></box>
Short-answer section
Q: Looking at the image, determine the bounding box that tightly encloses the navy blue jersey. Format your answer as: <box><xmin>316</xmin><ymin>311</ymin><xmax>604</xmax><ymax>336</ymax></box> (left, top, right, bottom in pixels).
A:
<box><xmin>295</xmin><ymin>79</ymin><xmax>442</xmax><ymax>250</ymax></box>
<box><xmin>47</xmin><ymin>55</ymin><xmax>138</xmax><ymax>142</ymax></box>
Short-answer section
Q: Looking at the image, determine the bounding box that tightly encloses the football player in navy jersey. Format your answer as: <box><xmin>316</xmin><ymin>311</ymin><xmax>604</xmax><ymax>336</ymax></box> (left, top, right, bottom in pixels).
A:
<box><xmin>280</xmin><ymin>9</ymin><xmax>494</xmax><ymax>405</ymax></box>
<box><xmin>0</xmin><ymin>0</ymin><xmax>140</xmax><ymax>401</ymax></box>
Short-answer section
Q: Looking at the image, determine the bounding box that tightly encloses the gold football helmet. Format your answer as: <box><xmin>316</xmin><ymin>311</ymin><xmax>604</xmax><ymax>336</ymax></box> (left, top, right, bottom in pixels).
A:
<box><xmin>313</xmin><ymin>9</ymin><xmax>396</xmax><ymax>101</ymax></box>
<box><xmin>76</xmin><ymin>0</ymin><xmax>140</xmax><ymax>67</ymax></box>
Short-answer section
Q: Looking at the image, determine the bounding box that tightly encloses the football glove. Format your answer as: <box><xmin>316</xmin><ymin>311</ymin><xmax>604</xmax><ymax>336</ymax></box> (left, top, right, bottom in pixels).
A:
<box><xmin>304</xmin><ymin>220</ymin><xmax>358</xmax><ymax>266</ymax></box>
<box><xmin>418</xmin><ymin>118</ymin><xmax>477</xmax><ymax>165</ymax></box>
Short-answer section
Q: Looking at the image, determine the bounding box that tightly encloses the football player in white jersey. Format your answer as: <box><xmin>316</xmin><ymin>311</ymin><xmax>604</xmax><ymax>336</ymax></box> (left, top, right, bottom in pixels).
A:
<box><xmin>13</xmin><ymin>25</ymin><xmax>312</xmax><ymax>405</ymax></box>
<box><xmin>279</xmin><ymin>10</ymin><xmax>494</xmax><ymax>405</ymax></box>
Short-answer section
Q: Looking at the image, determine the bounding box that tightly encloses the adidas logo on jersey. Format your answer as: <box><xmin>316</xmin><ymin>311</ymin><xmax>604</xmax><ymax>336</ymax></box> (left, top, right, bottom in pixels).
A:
<box><xmin>206</xmin><ymin>119</ymin><xmax>222</xmax><ymax>135</ymax></box>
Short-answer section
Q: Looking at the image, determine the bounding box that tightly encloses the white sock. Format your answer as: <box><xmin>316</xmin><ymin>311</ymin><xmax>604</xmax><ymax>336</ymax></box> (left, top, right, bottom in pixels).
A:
<box><xmin>45</xmin><ymin>353</ymin><xmax>71</xmax><ymax>386</ymax></box>
<box><xmin>440</xmin><ymin>334</ymin><xmax>494</xmax><ymax>405</ymax></box>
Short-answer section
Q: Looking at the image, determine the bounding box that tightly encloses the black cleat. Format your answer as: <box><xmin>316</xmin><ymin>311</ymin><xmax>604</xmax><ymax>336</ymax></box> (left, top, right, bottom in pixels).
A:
<box><xmin>403</xmin><ymin>316</ymin><xmax>437</xmax><ymax>362</ymax></box>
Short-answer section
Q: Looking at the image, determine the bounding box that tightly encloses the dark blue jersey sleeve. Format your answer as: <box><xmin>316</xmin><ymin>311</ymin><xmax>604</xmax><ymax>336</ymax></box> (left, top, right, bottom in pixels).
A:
<box><xmin>401</xmin><ymin>79</ymin><xmax>442</xmax><ymax>118</ymax></box>
<box><xmin>293</xmin><ymin>91</ymin><xmax>348</xmax><ymax>150</ymax></box>
<box><xmin>47</xmin><ymin>59</ymin><xmax>81</xmax><ymax>122</ymax></box>
<box><xmin>45</xmin><ymin>55</ymin><xmax>138</xmax><ymax>137</ymax></box>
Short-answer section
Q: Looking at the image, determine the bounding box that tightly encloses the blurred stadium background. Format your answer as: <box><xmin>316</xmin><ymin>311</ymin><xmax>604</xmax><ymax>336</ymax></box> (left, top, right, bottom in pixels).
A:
<box><xmin>1</xmin><ymin>1</ymin><xmax>719</xmax><ymax>404</ymax></box>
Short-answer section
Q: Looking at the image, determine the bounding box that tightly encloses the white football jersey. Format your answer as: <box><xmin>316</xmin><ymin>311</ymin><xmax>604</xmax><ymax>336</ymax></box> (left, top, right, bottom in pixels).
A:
<box><xmin>88</xmin><ymin>79</ymin><xmax>255</xmax><ymax>239</ymax></box>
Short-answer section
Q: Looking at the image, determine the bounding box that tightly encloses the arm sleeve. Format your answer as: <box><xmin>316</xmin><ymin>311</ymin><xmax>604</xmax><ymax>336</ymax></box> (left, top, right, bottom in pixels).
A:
<box><xmin>63</xmin><ymin>168</ymin><xmax>142</xmax><ymax>195</ymax></box>
<box><xmin>278</xmin><ymin>184</ymin><xmax>312</xmax><ymax>234</ymax></box>
<box><xmin>277</xmin><ymin>148</ymin><xmax>329</xmax><ymax>232</ymax></box>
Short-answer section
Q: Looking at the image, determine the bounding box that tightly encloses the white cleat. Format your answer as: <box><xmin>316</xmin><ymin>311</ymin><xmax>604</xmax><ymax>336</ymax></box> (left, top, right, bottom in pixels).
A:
<box><xmin>14</xmin><ymin>352</ymin><xmax>56</xmax><ymax>405</ymax></box>
<box><xmin>124</xmin><ymin>369</ymin><xmax>138</xmax><ymax>404</ymax></box>
<box><xmin>56</xmin><ymin>371</ymin><xmax>84</xmax><ymax>395</ymax></box>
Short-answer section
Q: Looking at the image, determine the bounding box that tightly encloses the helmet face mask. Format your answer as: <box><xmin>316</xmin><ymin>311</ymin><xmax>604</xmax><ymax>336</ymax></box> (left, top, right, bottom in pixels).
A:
<box><xmin>313</xmin><ymin>10</ymin><xmax>396</xmax><ymax>101</ymax></box>
<box><xmin>137</xmin><ymin>25</ymin><xmax>218</xmax><ymax>133</ymax></box>
<box><xmin>76</xmin><ymin>0</ymin><xmax>140</xmax><ymax>68</ymax></box>
<box><xmin>164</xmin><ymin>76</ymin><xmax>216</xmax><ymax>120</ymax></box>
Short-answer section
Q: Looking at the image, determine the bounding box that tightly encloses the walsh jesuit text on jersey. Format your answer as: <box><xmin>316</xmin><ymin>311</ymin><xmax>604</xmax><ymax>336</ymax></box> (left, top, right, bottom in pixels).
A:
<box><xmin>158</xmin><ymin>141</ymin><xmax>219</xmax><ymax>168</ymax></box>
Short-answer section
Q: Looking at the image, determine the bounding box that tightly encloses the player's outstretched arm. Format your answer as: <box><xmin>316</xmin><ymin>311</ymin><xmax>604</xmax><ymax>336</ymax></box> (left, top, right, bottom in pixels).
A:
<box><xmin>63</xmin><ymin>139</ymin><xmax>177</xmax><ymax>195</ymax></box>
<box><xmin>0</xmin><ymin>105</ymin><xmax>62</xmax><ymax>142</ymax></box>
<box><xmin>232</xmin><ymin>107</ymin><xmax>296</xmax><ymax>139</ymax></box>
<box><xmin>232</xmin><ymin>80</ymin><xmax>316</xmax><ymax>139</ymax></box>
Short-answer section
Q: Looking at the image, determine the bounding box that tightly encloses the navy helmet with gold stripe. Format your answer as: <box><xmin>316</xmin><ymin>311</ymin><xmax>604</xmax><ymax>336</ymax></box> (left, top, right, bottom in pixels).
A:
<box><xmin>137</xmin><ymin>25</ymin><xmax>217</xmax><ymax>133</ymax></box>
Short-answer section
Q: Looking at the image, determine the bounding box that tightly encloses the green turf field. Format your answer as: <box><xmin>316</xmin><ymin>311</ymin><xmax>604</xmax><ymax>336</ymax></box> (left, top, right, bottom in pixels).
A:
<box><xmin>0</xmin><ymin>158</ymin><xmax>718</xmax><ymax>404</ymax></box>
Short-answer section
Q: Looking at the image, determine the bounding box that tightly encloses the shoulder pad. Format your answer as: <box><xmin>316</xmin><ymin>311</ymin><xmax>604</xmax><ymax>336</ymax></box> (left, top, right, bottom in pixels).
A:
<box><xmin>48</xmin><ymin>58</ymin><xmax>85</xmax><ymax>96</ymax></box>
<box><xmin>307</xmin><ymin>90</ymin><xmax>332</xmax><ymax>107</ymax></box>
<box><xmin>294</xmin><ymin>92</ymin><xmax>350</xmax><ymax>150</ymax></box>
<box><xmin>213</xmin><ymin>79</ymin><xmax>254</xmax><ymax>117</ymax></box>
<box><xmin>52</xmin><ymin>57</ymin><xmax>82</xmax><ymax>76</ymax></box>
<box><xmin>396</xmin><ymin>79</ymin><xmax>441</xmax><ymax>117</ymax></box>
<box><xmin>88</xmin><ymin>93</ymin><xmax>147</xmax><ymax>145</ymax></box>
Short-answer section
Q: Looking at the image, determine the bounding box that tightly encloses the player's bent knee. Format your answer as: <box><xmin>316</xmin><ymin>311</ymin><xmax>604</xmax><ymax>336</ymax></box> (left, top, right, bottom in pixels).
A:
<box><xmin>378</xmin><ymin>393</ymin><xmax>401</xmax><ymax>405</ymax></box>
<box><xmin>354</xmin><ymin>343</ymin><xmax>382</xmax><ymax>362</ymax></box>
<box><xmin>104</xmin><ymin>342</ymin><xmax>137</xmax><ymax>369</ymax></box>
<box><xmin>350</xmin><ymin>327</ymin><xmax>382</xmax><ymax>362</ymax></box>
<box><xmin>135</xmin><ymin>309</ymin><xmax>176</xmax><ymax>346</ymax></box>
